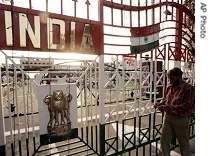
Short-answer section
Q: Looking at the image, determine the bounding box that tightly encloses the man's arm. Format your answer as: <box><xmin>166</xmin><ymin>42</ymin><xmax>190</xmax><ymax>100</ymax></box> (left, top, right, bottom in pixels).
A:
<box><xmin>154</xmin><ymin>87</ymin><xmax>169</xmax><ymax>111</ymax></box>
<box><xmin>162</xmin><ymin>84</ymin><xmax>194</xmax><ymax>115</ymax></box>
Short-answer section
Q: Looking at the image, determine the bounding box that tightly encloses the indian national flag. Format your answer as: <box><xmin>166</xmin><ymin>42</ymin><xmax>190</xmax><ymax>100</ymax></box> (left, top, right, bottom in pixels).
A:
<box><xmin>130</xmin><ymin>24</ymin><xmax>160</xmax><ymax>54</ymax></box>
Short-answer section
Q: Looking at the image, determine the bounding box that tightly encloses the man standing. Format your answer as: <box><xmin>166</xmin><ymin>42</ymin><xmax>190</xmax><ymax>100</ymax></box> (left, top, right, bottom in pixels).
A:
<box><xmin>154</xmin><ymin>67</ymin><xmax>195</xmax><ymax>156</ymax></box>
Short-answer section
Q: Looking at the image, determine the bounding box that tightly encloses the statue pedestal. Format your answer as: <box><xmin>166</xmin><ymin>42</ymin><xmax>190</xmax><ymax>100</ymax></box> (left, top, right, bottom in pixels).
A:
<box><xmin>47</xmin><ymin>123</ymin><xmax>71</xmax><ymax>136</ymax></box>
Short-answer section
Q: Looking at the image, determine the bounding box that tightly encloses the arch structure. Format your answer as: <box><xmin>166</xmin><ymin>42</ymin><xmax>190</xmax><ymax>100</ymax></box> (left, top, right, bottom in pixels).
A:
<box><xmin>100</xmin><ymin>0</ymin><xmax>195</xmax><ymax>119</ymax></box>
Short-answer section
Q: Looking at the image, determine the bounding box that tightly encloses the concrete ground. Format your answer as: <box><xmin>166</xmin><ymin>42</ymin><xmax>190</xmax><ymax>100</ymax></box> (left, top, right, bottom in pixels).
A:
<box><xmin>171</xmin><ymin>137</ymin><xmax>195</xmax><ymax>156</ymax></box>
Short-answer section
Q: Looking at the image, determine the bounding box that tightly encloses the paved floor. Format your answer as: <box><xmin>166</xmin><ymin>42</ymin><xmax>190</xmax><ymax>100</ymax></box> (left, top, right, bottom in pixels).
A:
<box><xmin>171</xmin><ymin>138</ymin><xmax>195</xmax><ymax>156</ymax></box>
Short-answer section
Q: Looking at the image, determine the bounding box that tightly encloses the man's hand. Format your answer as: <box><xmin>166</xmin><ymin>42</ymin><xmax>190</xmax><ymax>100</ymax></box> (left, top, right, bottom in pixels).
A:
<box><xmin>154</xmin><ymin>102</ymin><xmax>163</xmax><ymax>109</ymax></box>
<box><xmin>154</xmin><ymin>99</ymin><xmax>166</xmax><ymax>108</ymax></box>
<box><xmin>154</xmin><ymin>99</ymin><xmax>168</xmax><ymax>112</ymax></box>
<box><xmin>156</xmin><ymin>105</ymin><xmax>165</xmax><ymax>112</ymax></box>
<box><xmin>155</xmin><ymin>104</ymin><xmax>172</xmax><ymax>113</ymax></box>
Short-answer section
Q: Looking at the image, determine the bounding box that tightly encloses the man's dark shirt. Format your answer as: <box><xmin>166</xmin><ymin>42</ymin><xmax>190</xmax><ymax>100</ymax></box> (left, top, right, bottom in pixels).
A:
<box><xmin>163</xmin><ymin>81</ymin><xmax>195</xmax><ymax>117</ymax></box>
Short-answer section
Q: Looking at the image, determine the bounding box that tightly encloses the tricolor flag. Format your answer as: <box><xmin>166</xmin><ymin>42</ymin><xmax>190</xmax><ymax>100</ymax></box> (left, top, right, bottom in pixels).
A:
<box><xmin>130</xmin><ymin>24</ymin><xmax>160</xmax><ymax>53</ymax></box>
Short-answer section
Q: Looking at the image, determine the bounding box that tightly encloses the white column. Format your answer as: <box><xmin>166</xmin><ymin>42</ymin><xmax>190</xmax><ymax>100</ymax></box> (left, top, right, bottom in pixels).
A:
<box><xmin>99</xmin><ymin>55</ymin><xmax>105</xmax><ymax>124</ymax></box>
<box><xmin>0</xmin><ymin>66</ymin><xmax>6</xmax><ymax>147</ymax></box>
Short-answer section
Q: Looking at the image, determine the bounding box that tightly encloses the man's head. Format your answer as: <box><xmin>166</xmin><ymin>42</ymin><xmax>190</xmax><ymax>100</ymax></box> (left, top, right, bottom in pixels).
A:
<box><xmin>167</xmin><ymin>67</ymin><xmax>183</xmax><ymax>86</ymax></box>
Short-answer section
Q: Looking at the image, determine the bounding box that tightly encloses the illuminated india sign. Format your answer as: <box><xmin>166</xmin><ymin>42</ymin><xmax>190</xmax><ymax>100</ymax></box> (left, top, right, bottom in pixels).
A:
<box><xmin>0</xmin><ymin>4</ymin><xmax>103</xmax><ymax>54</ymax></box>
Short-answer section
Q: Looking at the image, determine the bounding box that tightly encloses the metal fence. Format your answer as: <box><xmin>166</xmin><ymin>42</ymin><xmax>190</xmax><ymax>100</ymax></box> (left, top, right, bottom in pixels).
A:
<box><xmin>0</xmin><ymin>51</ymin><xmax>195</xmax><ymax>156</ymax></box>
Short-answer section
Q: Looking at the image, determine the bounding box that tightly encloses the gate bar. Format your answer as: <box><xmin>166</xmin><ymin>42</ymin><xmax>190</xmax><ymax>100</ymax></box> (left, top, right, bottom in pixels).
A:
<box><xmin>0</xmin><ymin>64</ymin><xmax>6</xmax><ymax>155</ymax></box>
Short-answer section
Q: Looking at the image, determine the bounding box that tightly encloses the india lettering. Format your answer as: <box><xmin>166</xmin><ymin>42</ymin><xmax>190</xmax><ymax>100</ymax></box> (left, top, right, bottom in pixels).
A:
<box><xmin>0</xmin><ymin>3</ymin><xmax>102</xmax><ymax>54</ymax></box>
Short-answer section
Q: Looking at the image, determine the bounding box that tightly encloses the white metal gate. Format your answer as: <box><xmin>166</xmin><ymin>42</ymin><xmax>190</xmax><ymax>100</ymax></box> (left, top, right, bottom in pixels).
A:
<box><xmin>0</xmin><ymin>51</ymin><xmax>102</xmax><ymax>155</ymax></box>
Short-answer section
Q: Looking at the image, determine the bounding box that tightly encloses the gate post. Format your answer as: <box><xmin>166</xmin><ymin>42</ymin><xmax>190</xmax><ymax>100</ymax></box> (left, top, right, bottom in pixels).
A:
<box><xmin>99</xmin><ymin>124</ymin><xmax>105</xmax><ymax>156</ymax></box>
<box><xmin>99</xmin><ymin>55</ymin><xmax>105</xmax><ymax>123</ymax></box>
<box><xmin>98</xmin><ymin>55</ymin><xmax>106</xmax><ymax>155</ymax></box>
<box><xmin>0</xmin><ymin>68</ymin><xmax>6</xmax><ymax>156</ymax></box>
<box><xmin>174</xmin><ymin>8</ymin><xmax>183</xmax><ymax>68</ymax></box>
<box><xmin>98</xmin><ymin>0</ymin><xmax>105</xmax><ymax>153</ymax></box>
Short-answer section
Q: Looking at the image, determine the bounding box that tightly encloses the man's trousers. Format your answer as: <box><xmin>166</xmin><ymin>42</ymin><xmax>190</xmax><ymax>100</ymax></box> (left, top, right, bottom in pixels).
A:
<box><xmin>160</xmin><ymin>114</ymin><xmax>190</xmax><ymax>156</ymax></box>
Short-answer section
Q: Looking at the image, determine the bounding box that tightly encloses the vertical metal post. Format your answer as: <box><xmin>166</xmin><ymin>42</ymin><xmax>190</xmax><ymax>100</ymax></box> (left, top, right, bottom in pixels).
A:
<box><xmin>122</xmin><ymin>120</ymin><xmax>125</xmax><ymax>150</ymax></box>
<box><xmin>149</xmin><ymin>59</ymin><xmax>153</xmax><ymax>102</ymax></box>
<box><xmin>14</xmin><ymin>67</ymin><xmax>22</xmax><ymax>156</ymax></box>
<box><xmin>130</xmin><ymin>0</ymin><xmax>132</xmax><ymax>27</ymax></box>
<box><xmin>153</xmin><ymin>59</ymin><xmax>157</xmax><ymax>105</ymax></box>
<box><xmin>84</xmin><ymin>66</ymin><xmax>88</xmax><ymax>127</ymax></box>
<box><xmin>159</xmin><ymin>0</ymin><xmax>162</xmax><ymax>22</ymax></box>
<box><xmin>146</xmin><ymin>0</ymin><xmax>148</xmax><ymax>26</ymax></box>
<box><xmin>116</xmin><ymin>121</ymin><xmax>118</xmax><ymax>152</ymax></box>
<box><xmin>139</xmin><ymin>116</ymin><xmax>141</xmax><ymax>144</ymax></box>
<box><xmin>29</xmin><ymin>0</ymin><xmax>32</xmax><ymax>9</ymax></box>
<box><xmin>139</xmin><ymin>57</ymin><xmax>143</xmax><ymax>116</ymax></box>
<box><xmin>29</xmin><ymin>79</ymin><xmax>36</xmax><ymax>152</ymax></box>
<box><xmin>162</xmin><ymin>48</ymin><xmax>167</xmax><ymax>97</ymax></box>
<box><xmin>0</xmin><ymin>65</ymin><xmax>6</xmax><ymax>156</ymax></box>
<box><xmin>111</xmin><ymin>0</ymin><xmax>113</xmax><ymax>25</ymax></box>
<box><xmin>99</xmin><ymin>55</ymin><xmax>105</xmax><ymax>124</ymax></box>
<box><xmin>46</xmin><ymin>0</ymin><xmax>48</xmax><ymax>12</ymax></box>
<box><xmin>174</xmin><ymin>8</ymin><xmax>183</xmax><ymax>68</ymax></box>
<box><xmin>134</xmin><ymin>56</ymin><xmax>138</xmax><ymax>117</ymax></box>
<box><xmin>5</xmin><ymin>57</ymin><xmax>14</xmax><ymax>144</ymax></box>
<box><xmin>98</xmin><ymin>0</ymin><xmax>105</xmax><ymax>124</ymax></box>
<box><xmin>134</xmin><ymin>117</ymin><xmax>136</xmax><ymax>147</ymax></box>
<box><xmin>143</xmin><ymin>145</ymin><xmax>145</xmax><ymax>156</ymax></box>
<box><xmin>86</xmin><ymin>0</ymin><xmax>90</xmax><ymax>20</ymax></box>
<box><xmin>149</xmin><ymin>114</ymin><xmax>152</xmax><ymax>156</ymax></box>
<box><xmin>22</xmin><ymin>70</ymin><xmax>28</xmax><ymax>141</ymax></box>
<box><xmin>99</xmin><ymin>124</ymin><xmax>105</xmax><ymax>156</ymax></box>
<box><xmin>122</xmin><ymin>57</ymin><xmax>126</xmax><ymax>118</ymax></box>
<box><xmin>61</xmin><ymin>0</ymin><xmax>63</xmax><ymax>14</ymax></box>
<box><xmin>121</xmin><ymin>0</ymin><xmax>123</xmax><ymax>26</ymax></box>
<box><xmin>116</xmin><ymin>56</ymin><xmax>120</xmax><ymax>121</ymax></box>
<box><xmin>98</xmin><ymin>0</ymin><xmax>105</xmax><ymax>155</ymax></box>
<box><xmin>95</xmin><ymin>125</ymin><xmax>98</xmax><ymax>152</ymax></box>
<box><xmin>94</xmin><ymin>59</ymin><xmax>98</xmax><ymax>125</ymax></box>
<box><xmin>89</xmin><ymin>64</ymin><xmax>93</xmax><ymax>123</ymax></box>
